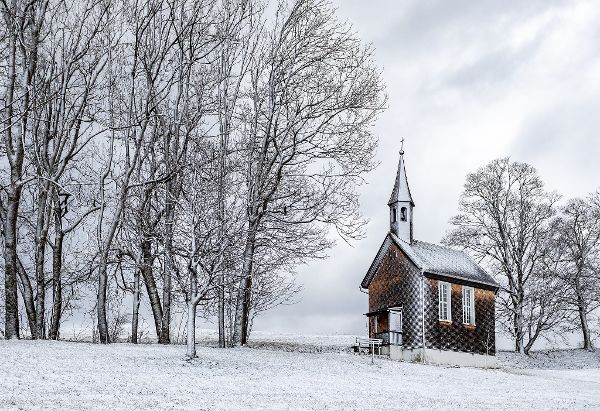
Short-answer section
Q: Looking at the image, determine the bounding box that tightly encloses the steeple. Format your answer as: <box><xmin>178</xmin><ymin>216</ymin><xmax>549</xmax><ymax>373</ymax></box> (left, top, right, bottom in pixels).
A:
<box><xmin>388</xmin><ymin>146</ymin><xmax>414</xmax><ymax>243</ymax></box>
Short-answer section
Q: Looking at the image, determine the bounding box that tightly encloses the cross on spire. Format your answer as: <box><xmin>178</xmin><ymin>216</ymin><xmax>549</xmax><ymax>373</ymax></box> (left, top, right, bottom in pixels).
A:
<box><xmin>400</xmin><ymin>137</ymin><xmax>405</xmax><ymax>154</ymax></box>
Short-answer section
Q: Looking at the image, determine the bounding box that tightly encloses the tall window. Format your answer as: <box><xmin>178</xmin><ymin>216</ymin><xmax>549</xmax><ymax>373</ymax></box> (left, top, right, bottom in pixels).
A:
<box><xmin>438</xmin><ymin>281</ymin><xmax>451</xmax><ymax>321</ymax></box>
<box><xmin>462</xmin><ymin>286</ymin><xmax>475</xmax><ymax>325</ymax></box>
<box><xmin>392</xmin><ymin>208</ymin><xmax>397</xmax><ymax>223</ymax></box>
<box><xmin>400</xmin><ymin>207</ymin><xmax>407</xmax><ymax>221</ymax></box>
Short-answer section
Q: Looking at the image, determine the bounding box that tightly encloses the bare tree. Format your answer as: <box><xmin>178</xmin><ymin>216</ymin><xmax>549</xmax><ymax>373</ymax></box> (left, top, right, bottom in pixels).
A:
<box><xmin>1</xmin><ymin>0</ymin><xmax>386</xmax><ymax>346</ymax></box>
<box><xmin>552</xmin><ymin>193</ymin><xmax>600</xmax><ymax>350</ymax></box>
<box><xmin>95</xmin><ymin>0</ymin><xmax>158</xmax><ymax>343</ymax></box>
<box><xmin>444</xmin><ymin>158</ymin><xmax>563</xmax><ymax>354</ymax></box>
<box><xmin>28</xmin><ymin>0</ymin><xmax>109</xmax><ymax>339</ymax></box>
<box><xmin>212</xmin><ymin>0</ymin><xmax>259</xmax><ymax>349</ymax></box>
<box><xmin>109</xmin><ymin>0</ymin><xmax>221</xmax><ymax>344</ymax></box>
<box><xmin>178</xmin><ymin>160</ymin><xmax>227</xmax><ymax>359</ymax></box>
<box><xmin>231</xmin><ymin>0</ymin><xmax>386</xmax><ymax>346</ymax></box>
<box><xmin>1</xmin><ymin>0</ymin><xmax>51</xmax><ymax>340</ymax></box>
<box><xmin>154</xmin><ymin>0</ymin><xmax>219</xmax><ymax>344</ymax></box>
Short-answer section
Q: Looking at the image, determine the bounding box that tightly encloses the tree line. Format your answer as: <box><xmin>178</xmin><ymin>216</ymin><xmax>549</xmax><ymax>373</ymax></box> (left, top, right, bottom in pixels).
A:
<box><xmin>0</xmin><ymin>0</ymin><xmax>386</xmax><ymax>357</ymax></box>
<box><xmin>445</xmin><ymin>158</ymin><xmax>600</xmax><ymax>354</ymax></box>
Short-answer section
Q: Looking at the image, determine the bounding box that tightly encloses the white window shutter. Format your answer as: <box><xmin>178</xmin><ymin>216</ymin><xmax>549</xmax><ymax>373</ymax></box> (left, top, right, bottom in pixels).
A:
<box><xmin>471</xmin><ymin>288</ymin><xmax>475</xmax><ymax>325</ymax></box>
<box><xmin>447</xmin><ymin>284</ymin><xmax>451</xmax><ymax>321</ymax></box>
<box><xmin>462</xmin><ymin>286</ymin><xmax>475</xmax><ymax>325</ymax></box>
<box><xmin>438</xmin><ymin>282</ymin><xmax>443</xmax><ymax>319</ymax></box>
<box><xmin>439</xmin><ymin>281</ymin><xmax>452</xmax><ymax>321</ymax></box>
<box><xmin>462</xmin><ymin>287</ymin><xmax>467</xmax><ymax>323</ymax></box>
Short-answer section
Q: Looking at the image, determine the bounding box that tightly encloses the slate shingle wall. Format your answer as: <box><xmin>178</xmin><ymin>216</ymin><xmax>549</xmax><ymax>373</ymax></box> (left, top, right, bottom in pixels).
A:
<box><xmin>368</xmin><ymin>242</ymin><xmax>423</xmax><ymax>350</ymax></box>
<box><xmin>424</xmin><ymin>278</ymin><xmax>496</xmax><ymax>355</ymax></box>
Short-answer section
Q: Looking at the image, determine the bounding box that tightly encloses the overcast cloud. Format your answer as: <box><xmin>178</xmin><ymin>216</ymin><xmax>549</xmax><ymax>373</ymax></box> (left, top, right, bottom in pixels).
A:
<box><xmin>254</xmin><ymin>0</ymin><xmax>600</xmax><ymax>338</ymax></box>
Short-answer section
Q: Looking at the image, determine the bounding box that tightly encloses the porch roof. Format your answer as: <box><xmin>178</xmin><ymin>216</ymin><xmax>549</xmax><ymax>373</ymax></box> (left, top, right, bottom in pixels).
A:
<box><xmin>364</xmin><ymin>306</ymin><xmax>402</xmax><ymax>316</ymax></box>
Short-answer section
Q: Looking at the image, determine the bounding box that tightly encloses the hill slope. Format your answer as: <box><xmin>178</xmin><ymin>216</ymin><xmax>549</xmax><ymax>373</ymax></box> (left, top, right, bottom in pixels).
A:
<box><xmin>1</xmin><ymin>339</ymin><xmax>598</xmax><ymax>410</ymax></box>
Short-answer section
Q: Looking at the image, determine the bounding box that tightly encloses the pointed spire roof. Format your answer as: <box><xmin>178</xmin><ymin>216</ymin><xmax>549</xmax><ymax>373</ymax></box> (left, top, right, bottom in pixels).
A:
<box><xmin>388</xmin><ymin>149</ymin><xmax>415</xmax><ymax>206</ymax></box>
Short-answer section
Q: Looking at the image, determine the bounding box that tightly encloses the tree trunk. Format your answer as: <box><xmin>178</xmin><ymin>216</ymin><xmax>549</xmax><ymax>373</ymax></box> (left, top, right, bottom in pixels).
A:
<box><xmin>513</xmin><ymin>312</ymin><xmax>525</xmax><ymax>354</ymax></box>
<box><xmin>97</xmin><ymin>255</ymin><xmax>110</xmax><ymax>343</ymax></box>
<box><xmin>2</xmin><ymin>3</ymin><xmax>22</xmax><ymax>341</ymax></box>
<box><xmin>49</xmin><ymin>229</ymin><xmax>64</xmax><ymax>340</ymax></box>
<box><xmin>34</xmin><ymin>183</ymin><xmax>51</xmax><ymax>339</ymax></box>
<box><xmin>217</xmin><ymin>142</ymin><xmax>226</xmax><ymax>348</ymax></box>
<box><xmin>139</xmin><ymin>238</ymin><xmax>164</xmax><ymax>342</ymax></box>
<box><xmin>577</xmin><ymin>294</ymin><xmax>592</xmax><ymax>350</ymax></box>
<box><xmin>131</xmin><ymin>267</ymin><xmax>141</xmax><ymax>344</ymax></box>
<box><xmin>512</xmin><ymin>292</ymin><xmax>525</xmax><ymax>354</ymax></box>
<box><xmin>97</xmin><ymin>188</ymin><xmax>129</xmax><ymax>343</ymax></box>
<box><xmin>218</xmin><ymin>275</ymin><xmax>226</xmax><ymax>347</ymax></box>
<box><xmin>4</xmin><ymin>188</ymin><xmax>21</xmax><ymax>339</ymax></box>
<box><xmin>186</xmin><ymin>299</ymin><xmax>197</xmax><ymax>359</ymax></box>
<box><xmin>232</xmin><ymin>227</ymin><xmax>257</xmax><ymax>346</ymax></box>
<box><xmin>16</xmin><ymin>257</ymin><xmax>36</xmax><ymax>336</ymax></box>
<box><xmin>186</xmin><ymin>263</ymin><xmax>201</xmax><ymax>359</ymax></box>
<box><xmin>241</xmin><ymin>274</ymin><xmax>252</xmax><ymax>345</ymax></box>
<box><xmin>217</xmin><ymin>72</ymin><xmax>228</xmax><ymax>348</ymax></box>
<box><xmin>160</xmin><ymin>199</ymin><xmax>175</xmax><ymax>344</ymax></box>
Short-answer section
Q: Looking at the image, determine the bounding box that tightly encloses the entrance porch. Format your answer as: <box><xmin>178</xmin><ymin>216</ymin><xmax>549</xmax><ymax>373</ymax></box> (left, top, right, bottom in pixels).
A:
<box><xmin>365</xmin><ymin>307</ymin><xmax>402</xmax><ymax>348</ymax></box>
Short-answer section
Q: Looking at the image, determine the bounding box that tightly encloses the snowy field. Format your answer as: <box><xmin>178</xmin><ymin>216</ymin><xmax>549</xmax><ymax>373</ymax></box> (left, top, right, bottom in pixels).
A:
<box><xmin>1</xmin><ymin>336</ymin><xmax>599</xmax><ymax>410</ymax></box>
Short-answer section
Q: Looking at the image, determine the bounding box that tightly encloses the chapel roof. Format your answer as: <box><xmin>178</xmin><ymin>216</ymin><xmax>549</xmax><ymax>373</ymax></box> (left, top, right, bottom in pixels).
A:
<box><xmin>360</xmin><ymin>233</ymin><xmax>499</xmax><ymax>290</ymax></box>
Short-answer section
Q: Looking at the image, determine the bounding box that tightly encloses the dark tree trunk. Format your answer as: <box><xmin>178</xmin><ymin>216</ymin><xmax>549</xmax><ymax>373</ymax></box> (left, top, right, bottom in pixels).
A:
<box><xmin>97</xmin><ymin>255</ymin><xmax>110</xmax><ymax>343</ymax></box>
<box><xmin>218</xmin><ymin>277</ymin><xmax>226</xmax><ymax>347</ymax></box>
<box><xmin>512</xmin><ymin>292</ymin><xmax>525</xmax><ymax>354</ymax></box>
<box><xmin>16</xmin><ymin>257</ymin><xmax>36</xmax><ymax>336</ymax></box>
<box><xmin>34</xmin><ymin>183</ymin><xmax>51</xmax><ymax>339</ymax></box>
<box><xmin>2</xmin><ymin>4</ymin><xmax>22</xmax><ymax>341</ymax></box>
<box><xmin>49</xmin><ymin>229</ymin><xmax>64</xmax><ymax>340</ymax></box>
<box><xmin>233</xmin><ymin>226</ymin><xmax>257</xmax><ymax>346</ymax></box>
<box><xmin>577</xmin><ymin>294</ymin><xmax>592</xmax><ymax>350</ymax></box>
<box><xmin>131</xmin><ymin>267</ymin><xmax>141</xmax><ymax>344</ymax></box>
<box><xmin>140</xmin><ymin>238</ymin><xmax>164</xmax><ymax>342</ymax></box>
<box><xmin>160</xmin><ymin>192</ymin><xmax>175</xmax><ymax>344</ymax></box>
<box><xmin>241</xmin><ymin>274</ymin><xmax>252</xmax><ymax>345</ymax></box>
<box><xmin>4</xmin><ymin>188</ymin><xmax>21</xmax><ymax>339</ymax></box>
<box><xmin>217</xmin><ymin>94</ymin><xmax>228</xmax><ymax>348</ymax></box>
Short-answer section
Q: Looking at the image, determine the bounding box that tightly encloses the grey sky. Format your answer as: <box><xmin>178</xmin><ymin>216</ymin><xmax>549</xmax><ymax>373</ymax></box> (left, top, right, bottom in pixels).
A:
<box><xmin>254</xmin><ymin>0</ymin><xmax>600</xmax><ymax>338</ymax></box>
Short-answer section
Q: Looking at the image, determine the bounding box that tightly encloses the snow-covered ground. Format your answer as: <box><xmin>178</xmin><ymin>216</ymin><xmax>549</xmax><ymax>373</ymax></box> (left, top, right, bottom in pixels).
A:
<box><xmin>1</xmin><ymin>336</ymin><xmax>599</xmax><ymax>410</ymax></box>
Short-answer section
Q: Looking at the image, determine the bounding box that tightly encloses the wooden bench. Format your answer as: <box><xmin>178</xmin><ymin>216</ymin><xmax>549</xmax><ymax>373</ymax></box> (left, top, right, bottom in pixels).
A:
<box><xmin>355</xmin><ymin>337</ymin><xmax>383</xmax><ymax>356</ymax></box>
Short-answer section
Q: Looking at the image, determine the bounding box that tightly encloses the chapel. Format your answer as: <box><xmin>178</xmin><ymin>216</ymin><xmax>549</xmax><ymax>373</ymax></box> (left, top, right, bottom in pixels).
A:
<box><xmin>360</xmin><ymin>149</ymin><xmax>498</xmax><ymax>367</ymax></box>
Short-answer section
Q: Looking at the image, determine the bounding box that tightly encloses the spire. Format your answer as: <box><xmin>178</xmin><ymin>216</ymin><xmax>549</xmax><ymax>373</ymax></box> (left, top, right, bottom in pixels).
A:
<box><xmin>388</xmin><ymin>149</ymin><xmax>414</xmax><ymax>207</ymax></box>
<box><xmin>388</xmin><ymin>143</ymin><xmax>415</xmax><ymax>243</ymax></box>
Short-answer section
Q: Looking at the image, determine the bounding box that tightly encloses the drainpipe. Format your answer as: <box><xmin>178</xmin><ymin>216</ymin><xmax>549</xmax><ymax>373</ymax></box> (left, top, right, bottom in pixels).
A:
<box><xmin>421</xmin><ymin>270</ymin><xmax>426</xmax><ymax>363</ymax></box>
<box><xmin>360</xmin><ymin>286</ymin><xmax>369</xmax><ymax>337</ymax></box>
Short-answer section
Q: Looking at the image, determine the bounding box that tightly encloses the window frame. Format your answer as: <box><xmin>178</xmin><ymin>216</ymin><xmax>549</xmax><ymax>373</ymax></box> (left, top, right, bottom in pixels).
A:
<box><xmin>462</xmin><ymin>286</ymin><xmax>476</xmax><ymax>325</ymax></box>
<box><xmin>438</xmin><ymin>281</ymin><xmax>452</xmax><ymax>322</ymax></box>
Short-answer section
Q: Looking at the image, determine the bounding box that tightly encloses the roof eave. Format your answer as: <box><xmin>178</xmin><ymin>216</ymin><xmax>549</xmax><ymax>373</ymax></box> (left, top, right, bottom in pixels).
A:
<box><xmin>423</xmin><ymin>270</ymin><xmax>500</xmax><ymax>290</ymax></box>
<box><xmin>360</xmin><ymin>236</ymin><xmax>393</xmax><ymax>289</ymax></box>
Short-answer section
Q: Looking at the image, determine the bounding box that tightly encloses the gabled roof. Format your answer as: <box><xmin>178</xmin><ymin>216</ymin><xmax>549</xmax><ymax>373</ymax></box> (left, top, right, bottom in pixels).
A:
<box><xmin>361</xmin><ymin>233</ymin><xmax>499</xmax><ymax>289</ymax></box>
<box><xmin>388</xmin><ymin>151</ymin><xmax>414</xmax><ymax>206</ymax></box>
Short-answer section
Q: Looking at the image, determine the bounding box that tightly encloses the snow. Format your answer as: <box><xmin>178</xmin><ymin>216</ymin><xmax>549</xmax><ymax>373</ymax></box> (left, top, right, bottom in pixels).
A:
<box><xmin>1</xmin><ymin>336</ymin><xmax>599</xmax><ymax>410</ymax></box>
<box><xmin>498</xmin><ymin>348</ymin><xmax>600</xmax><ymax>369</ymax></box>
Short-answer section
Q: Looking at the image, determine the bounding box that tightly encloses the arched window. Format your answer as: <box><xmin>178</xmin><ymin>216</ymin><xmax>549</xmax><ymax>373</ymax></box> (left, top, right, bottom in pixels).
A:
<box><xmin>392</xmin><ymin>208</ymin><xmax>397</xmax><ymax>223</ymax></box>
<box><xmin>400</xmin><ymin>207</ymin><xmax>407</xmax><ymax>221</ymax></box>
